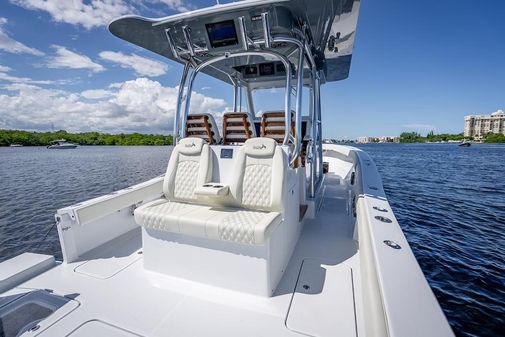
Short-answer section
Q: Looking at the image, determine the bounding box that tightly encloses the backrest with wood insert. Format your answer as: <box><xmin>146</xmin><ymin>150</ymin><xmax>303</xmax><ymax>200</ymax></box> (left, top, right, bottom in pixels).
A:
<box><xmin>222</xmin><ymin>112</ymin><xmax>257</xmax><ymax>144</ymax></box>
<box><xmin>185</xmin><ymin>113</ymin><xmax>221</xmax><ymax>145</ymax></box>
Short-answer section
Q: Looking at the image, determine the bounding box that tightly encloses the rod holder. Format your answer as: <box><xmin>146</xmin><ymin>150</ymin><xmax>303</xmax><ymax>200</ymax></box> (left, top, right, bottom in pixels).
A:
<box><xmin>238</xmin><ymin>16</ymin><xmax>249</xmax><ymax>51</ymax></box>
<box><xmin>164</xmin><ymin>28</ymin><xmax>179</xmax><ymax>59</ymax></box>
<box><xmin>261</xmin><ymin>12</ymin><xmax>272</xmax><ymax>48</ymax></box>
<box><xmin>182</xmin><ymin>25</ymin><xmax>195</xmax><ymax>56</ymax></box>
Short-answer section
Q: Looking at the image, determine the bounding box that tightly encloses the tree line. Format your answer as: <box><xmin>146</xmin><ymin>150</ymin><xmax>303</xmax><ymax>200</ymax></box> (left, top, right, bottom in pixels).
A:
<box><xmin>0</xmin><ymin>129</ymin><xmax>174</xmax><ymax>146</ymax></box>
<box><xmin>399</xmin><ymin>131</ymin><xmax>505</xmax><ymax>143</ymax></box>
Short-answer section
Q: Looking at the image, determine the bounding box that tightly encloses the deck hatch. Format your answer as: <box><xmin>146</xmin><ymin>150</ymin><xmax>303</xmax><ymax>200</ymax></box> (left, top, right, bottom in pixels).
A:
<box><xmin>286</xmin><ymin>259</ymin><xmax>357</xmax><ymax>337</ymax></box>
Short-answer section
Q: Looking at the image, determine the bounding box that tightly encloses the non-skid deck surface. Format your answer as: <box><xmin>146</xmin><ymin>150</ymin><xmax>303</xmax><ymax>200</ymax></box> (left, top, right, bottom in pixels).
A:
<box><xmin>3</xmin><ymin>176</ymin><xmax>362</xmax><ymax>337</ymax></box>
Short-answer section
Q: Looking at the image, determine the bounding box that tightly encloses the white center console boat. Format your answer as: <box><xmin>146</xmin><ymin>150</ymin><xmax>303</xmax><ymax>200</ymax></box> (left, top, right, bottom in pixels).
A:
<box><xmin>0</xmin><ymin>0</ymin><xmax>454</xmax><ymax>336</ymax></box>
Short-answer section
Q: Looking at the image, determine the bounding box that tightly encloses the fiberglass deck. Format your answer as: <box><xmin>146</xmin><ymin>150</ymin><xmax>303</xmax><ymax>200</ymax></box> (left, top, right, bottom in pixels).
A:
<box><xmin>4</xmin><ymin>175</ymin><xmax>363</xmax><ymax>337</ymax></box>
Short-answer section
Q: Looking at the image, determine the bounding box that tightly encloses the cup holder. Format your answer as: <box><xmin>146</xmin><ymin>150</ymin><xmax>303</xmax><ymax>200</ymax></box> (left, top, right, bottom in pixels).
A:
<box><xmin>203</xmin><ymin>184</ymin><xmax>223</xmax><ymax>188</ymax></box>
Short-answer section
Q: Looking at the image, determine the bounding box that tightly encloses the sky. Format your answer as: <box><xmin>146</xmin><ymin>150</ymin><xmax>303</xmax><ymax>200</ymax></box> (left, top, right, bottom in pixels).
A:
<box><xmin>0</xmin><ymin>0</ymin><xmax>504</xmax><ymax>139</ymax></box>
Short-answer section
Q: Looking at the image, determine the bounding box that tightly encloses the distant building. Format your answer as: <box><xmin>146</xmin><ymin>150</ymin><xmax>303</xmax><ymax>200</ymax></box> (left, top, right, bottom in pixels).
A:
<box><xmin>464</xmin><ymin>109</ymin><xmax>505</xmax><ymax>139</ymax></box>
<box><xmin>356</xmin><ymin>136</ymin><xmax>375</xmax><ymax>143</ymax></box>
<box><xmin>356</xmin><ymin>136</ymin><xmax>399</xmax><ymax>144</ymax></box>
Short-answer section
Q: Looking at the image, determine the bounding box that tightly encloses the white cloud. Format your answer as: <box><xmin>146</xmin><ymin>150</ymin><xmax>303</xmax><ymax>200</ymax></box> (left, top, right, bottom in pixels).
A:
<box><xmin>148</xmin><ymin>0</ymin><xmax>192</xmax><ymax>12</ymax></box>
<box><xmin>0</xmin><ymin>77</ymin><xmax>228</xmax><ymax>133</ymax></box>
<box><xmin>47</xmin><ymin>45</ymin><xmax>105</xmax><ymax>73</ymax></box>
<box><xmin>99</xmin><ymin>51</ymin><xmax>168</xmax><ymax>77</ymax></box>
<box><xmin>9</xmin><ymin>1</ymin><xmax>194</xmax><ymax>29</ymax></box>
<box><xmin>0</xmin><ymin>70</ymin><xmax>73</xmax><ymax>85</ymax></box>
<box><xmin>0</xmin><ymin>65</ymin><xmax>12</xmax><ymax>72</ymax></box>
<box><xmin>9</xmin><ymin>0</ymin><xmax>132</xmax><ymax>30</ymax></box>
<box><xmin>0</xmin><ymin>17</ymin><xmax>44</xmax><ymax>56</ymax></box>
<box><xmin>81</xmin><ymin>89</ymin><xmax>114</xmax><ymax>99</ymax></box>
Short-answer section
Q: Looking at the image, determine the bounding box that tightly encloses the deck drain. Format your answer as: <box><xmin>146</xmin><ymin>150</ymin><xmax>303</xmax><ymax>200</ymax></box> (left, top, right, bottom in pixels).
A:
<box><xmin>373</xmin><ymin>206</ymin><xmax>388</xmax><ymax>212</ymax></box>
<box><xmin>384</xmin><ymin>240</ymin><xmax>401</xmax><ymax>249</ymax></box>
<box><xmin>29</xmin><ymin>325</ymin><xmax>40</xmax><ymax>332</ymax></box>
<box><xmin>374</xmin><ymin>216</ymin><xmax>392</xmax><ymax>223</ymax></box>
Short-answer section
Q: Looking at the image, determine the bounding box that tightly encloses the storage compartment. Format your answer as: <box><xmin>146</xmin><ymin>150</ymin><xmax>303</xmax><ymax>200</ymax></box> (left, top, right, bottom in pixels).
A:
<box><xmin>0</xmin><ymin>290</ymin><xmax>79</xmax><ymax>337</ymax></box>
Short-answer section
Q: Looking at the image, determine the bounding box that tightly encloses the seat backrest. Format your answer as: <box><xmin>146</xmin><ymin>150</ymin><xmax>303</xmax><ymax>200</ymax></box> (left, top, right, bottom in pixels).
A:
<box><xmin>186</xmin><ymin>113</ymin><xmax>221</xmax><ymax>144</ymax></box>
<box><xmin>260</xmin><ymin>110</ymin><xmax>295</xmax><ymax>144</ymax></box>
<box><xmin>163</xmin><ymin>137</ymin><xmax>212</xmax><ymax>203</ymax></box>
<box><xmin>222</xmin><ymin>112</ymin><xmax>257</xmax><ymax>144</ymax></box>
<box><xmin>230</xmin><ymin>137</ymin><xmax>286</xmax><ymax>212</ymax></box>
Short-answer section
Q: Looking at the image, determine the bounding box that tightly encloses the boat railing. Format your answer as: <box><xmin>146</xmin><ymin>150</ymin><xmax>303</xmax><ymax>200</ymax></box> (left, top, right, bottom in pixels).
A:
<box><xmin>167</xmin><ymin>10</ymin><xmax>323</xmax><ymax>194</ymax></box>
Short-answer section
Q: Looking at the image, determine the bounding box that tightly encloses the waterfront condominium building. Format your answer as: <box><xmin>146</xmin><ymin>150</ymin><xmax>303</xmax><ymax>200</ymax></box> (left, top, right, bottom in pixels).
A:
<box><xmin>464</xmin><ymin>109</ymin><xmax>505</xmax><ymax>139</ymax></box>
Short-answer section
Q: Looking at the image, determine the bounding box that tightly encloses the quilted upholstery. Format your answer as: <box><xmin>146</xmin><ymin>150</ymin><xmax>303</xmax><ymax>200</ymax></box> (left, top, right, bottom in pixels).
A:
<box><xmin>136</xmin><ymin>199</ymin><xmax>281</xmax><ymax>245</ymax></box>
<box><xmin>231</xmin><ymin>137</ymin><xmax>285</xmax><ymax>212</ymax></box>
<box><xmin>135</xmin><ymin>137</ymin><xmax>286</xmax><ymax>246</ymax></box>
<box><xmin>134</xmin><ymin>199</ymin><xmax>200</xmax><ymax>232</ymax></box>
<box><xmin>216</xmin><ymin>210</ymin><xmax>281</xmax><ymax>245</ymax></box>
<box><xmin>173</xmin><ymin>159</ymin><xmax>199</xmax><ymax>200</ymax></box>
<box><xmin>163</xmin><ymin>137</ymin><xmax>212</xmax><ymax>203</ymax></box>
<box><xmin>242</xmin><ymin>164</ymin><xmax>272</xmax><ymax>208</ymax></box>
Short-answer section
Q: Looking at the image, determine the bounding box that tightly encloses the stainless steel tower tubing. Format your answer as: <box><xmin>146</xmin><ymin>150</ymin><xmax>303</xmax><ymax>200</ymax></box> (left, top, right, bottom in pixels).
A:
<box><xmin>182</xmin><ymin>51</ymin><xmax>292</xmax><ymax>142</ymax></box>
<box><xmin>174</xmin><ymin>62</ymin><xmax>191</xmax><ymax>144</ymax></box>
<box><xmin>290</xmin><ymin>44</ymin><xmax>305</xmax><ymax>167</ymax></box>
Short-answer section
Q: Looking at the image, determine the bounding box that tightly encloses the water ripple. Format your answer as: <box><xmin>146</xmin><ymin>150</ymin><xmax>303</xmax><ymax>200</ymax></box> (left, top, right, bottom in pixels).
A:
<box><xmin>1</xmin><ymin>144</ymin><xmax>504</xmax><ymax>336</ymax></box>
<box><xmin>357</xmin><ymin>143</ymin><xmax>505</xmax><ymax>337</ymax></box>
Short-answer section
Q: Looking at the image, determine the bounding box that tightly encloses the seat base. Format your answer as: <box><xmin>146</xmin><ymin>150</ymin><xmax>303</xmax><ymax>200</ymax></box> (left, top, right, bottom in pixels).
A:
<box><xmin>142</xmin><ymin>225</ymin><xmax>285</xmax><ymax>296</ymax></box>
<box><xmin>134</xmin><ymin>199</ymin><xmax>281</xmax><ymax>245</ymax></box>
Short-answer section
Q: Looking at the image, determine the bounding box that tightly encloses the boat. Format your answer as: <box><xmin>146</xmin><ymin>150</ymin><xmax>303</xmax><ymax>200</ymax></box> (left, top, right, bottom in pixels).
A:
<box><xmin>459</xmin><ymin>140</ymin><xmax>471</xmax><ymax>147</ymax></box>
<box><xmin>46</xmin><ymin>139</ymin><xmax>78</xmax><ymax>149</ymax></box>
<box><xmin>9</xmin><ymin>144</ymin><xmax>23</xmax><ymax>147</ymax></box>
<box><xmin>0</xmin><ymin>1</ymin><xmax>454</xmax><ymax>336</ymax></box>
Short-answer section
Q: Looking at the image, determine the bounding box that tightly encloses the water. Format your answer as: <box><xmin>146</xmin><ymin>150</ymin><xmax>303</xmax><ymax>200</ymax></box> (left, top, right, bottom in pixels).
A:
<box><xmin>0</xmin><ymin>144</ymin><xmax>504</xmax><ymax>336</ymax></box>
<box><xmin>355</xmin><ymin>143</ymin><xmax>505</xmax><ymax>337</ymax></box>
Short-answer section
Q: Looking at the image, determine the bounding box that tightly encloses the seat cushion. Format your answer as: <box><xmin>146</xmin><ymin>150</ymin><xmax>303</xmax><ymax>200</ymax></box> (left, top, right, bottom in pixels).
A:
<box><xmin>134</xmin><ymin>199</ymin><xmax>281</xmax><ymax>245</ymax></box>
<box><xmin>134</xmin><ymin>199</ymin><xmax>209</xmax><ymax>233</ymax></box>
<box><xmin>206</xmin><ymin>209</ymin><xmax>281</xmax><ymax>245</ymax></box>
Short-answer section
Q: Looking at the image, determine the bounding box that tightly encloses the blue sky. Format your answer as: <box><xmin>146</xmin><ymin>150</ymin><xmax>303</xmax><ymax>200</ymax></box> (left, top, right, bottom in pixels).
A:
<box><xmin>0</xmin><ymin>0</ymin><xmax>504</xmax><ymax>138</ymax></box>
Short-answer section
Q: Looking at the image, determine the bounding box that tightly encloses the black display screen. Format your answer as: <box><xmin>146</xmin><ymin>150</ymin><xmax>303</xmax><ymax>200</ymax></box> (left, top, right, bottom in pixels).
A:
<box><xmin>259</xmin><ymin>62</ymin><xmax>275</xmax><ymax>76</ymax></box>
<box><xmin>245</xmin><ymin>66</ymin><xmax>258</xmax><ymax>76</ymax></box>
<box><xmin>220</xmin><ymin>148</ymin><xmax>234</xmax><ymax>159</ymax></box>
<box><xmin>206</xmin><ymin>20</ymin><xmax>238</xmax><ymax>48</ymax></box>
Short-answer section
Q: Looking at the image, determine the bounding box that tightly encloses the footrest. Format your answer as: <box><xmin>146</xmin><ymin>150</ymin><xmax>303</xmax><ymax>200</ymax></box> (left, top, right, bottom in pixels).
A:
<box><xmin>0</xmin><ymin>253</ymin><xmax>55</xmax><ymax>293</ymax></box>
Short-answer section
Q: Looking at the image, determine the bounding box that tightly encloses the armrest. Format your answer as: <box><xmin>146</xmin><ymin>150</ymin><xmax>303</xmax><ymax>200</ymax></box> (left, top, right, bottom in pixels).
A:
<box><xmin>195</xmin><ymin>183</ymin><xmax>229</xmax><ymax>197</ymax></box>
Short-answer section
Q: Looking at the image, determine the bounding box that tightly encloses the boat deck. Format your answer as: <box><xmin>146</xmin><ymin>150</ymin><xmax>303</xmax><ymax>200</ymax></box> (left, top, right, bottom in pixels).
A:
<box><xmin>4</xmin><ymin>175</ymin><xmax>363</xmax><ymax>337</ymax></box>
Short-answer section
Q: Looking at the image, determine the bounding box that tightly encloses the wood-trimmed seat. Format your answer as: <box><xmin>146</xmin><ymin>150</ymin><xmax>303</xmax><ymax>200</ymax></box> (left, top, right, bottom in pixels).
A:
<box><xmin>186</xmin><ymin>113</ymin><xmax>221</xmax><ymax>144</ymax></box>
<box><xmin>260</xmin><ymin>110</ymin><xmax>295</xmax><ymax>144</ymax></box>
<box><xmin>222</xmin><ymin>112</ymin><xmax>257</xmax><ymax>144</ymax></box>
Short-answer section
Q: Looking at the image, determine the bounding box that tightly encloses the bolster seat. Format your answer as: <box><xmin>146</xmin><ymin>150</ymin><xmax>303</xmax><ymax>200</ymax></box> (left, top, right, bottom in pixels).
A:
<box><xmin>134</xmin><ymin>137</ymin><xmax>212</xmax><ymax>230</ymax></box>
<box><xmin>135</xmin><ymin>137</ymin><xmax>285</xmax><ymax>245</ymax></box>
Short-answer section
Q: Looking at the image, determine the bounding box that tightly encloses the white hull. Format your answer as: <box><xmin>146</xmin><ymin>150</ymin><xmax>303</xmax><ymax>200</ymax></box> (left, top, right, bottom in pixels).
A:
<box><xmin>47</xmin><ymin>144</ymin><xmax>78</xmax><ymax>149</ymax></box>
<box><xmin>0</xmin><ymin>144</ymin><xmax>453</xmax><ymax>337</ymax></box>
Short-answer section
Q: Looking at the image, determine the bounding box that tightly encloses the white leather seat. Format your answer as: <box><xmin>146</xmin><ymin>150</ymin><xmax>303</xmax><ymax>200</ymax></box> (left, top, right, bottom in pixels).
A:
<box><xmin>135</xmin><ymin>137</ymin><xmax>285</xmax><ymax>245</ymax></box>
<box><xmin>134</xmin><ymin>137</ymin><xmax>212</xmax><ymax>230</ymax></box>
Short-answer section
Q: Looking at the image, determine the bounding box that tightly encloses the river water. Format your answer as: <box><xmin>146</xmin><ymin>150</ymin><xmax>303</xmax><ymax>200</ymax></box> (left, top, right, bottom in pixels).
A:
<box><xmin>0</xmin><ymin>144</ymin><xmax>504</xmax><ymax>336</ymax></box>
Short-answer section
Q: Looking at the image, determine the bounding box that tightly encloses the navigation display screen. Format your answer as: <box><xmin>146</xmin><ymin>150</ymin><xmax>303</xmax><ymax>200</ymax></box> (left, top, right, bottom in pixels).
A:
<box><xmin>206</xmin><ymin>20</ymin><xmax>238</xmax><ymax>48</ymax></box>
<box><xmin>259</xmin><ymin>63</ymin><xmax>275</xmax><ymax>76</ymax></box>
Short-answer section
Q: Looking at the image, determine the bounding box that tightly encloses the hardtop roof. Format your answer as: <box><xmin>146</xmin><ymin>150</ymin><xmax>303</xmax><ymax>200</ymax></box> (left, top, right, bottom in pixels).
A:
<box><xmin>109</xmin><ymin>0</ymin><xmax>360</xmax><ymax>86</ymax></box>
